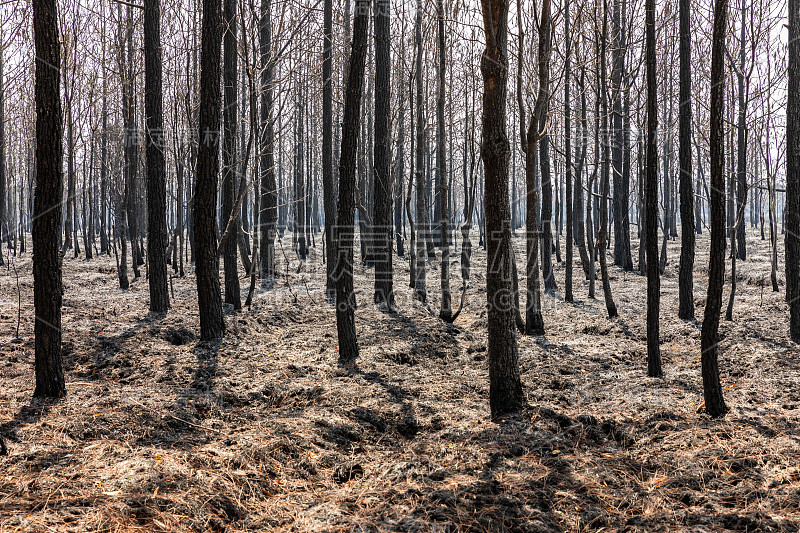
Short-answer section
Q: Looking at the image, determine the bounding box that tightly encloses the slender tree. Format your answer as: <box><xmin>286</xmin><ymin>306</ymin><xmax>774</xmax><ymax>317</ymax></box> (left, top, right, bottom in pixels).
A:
<box><xmin>481</xmin><ymin>0</ymin><xmax>524</xmax><ymax>417</ymax></box>
<box><xmin>413</xmin><ymin>0</ymin><xmax>427</xmax><ymax>302</ymax></box>
<box><xmin>788</xmin><ymin>0</ymin><xmax>800</xmax><ymax>342</ymax></box>
<box><xmin>322</xmin><ymin>0</ymin><xmax>335</xmax><ymax>299</ymax></box>
<box><xmin>564</xmin><ymin>0</ymin><xmax>573</xmax><ymax>303</ymax></box>
<box><xmin>222</xmin><ymin>0</ymin><xmax>241</xmax><ymax>309</ymax></box>
<box><xmin>645</xmin><ymin>0</ymin><xmax>662</xmax><ymax>377</ymax></box>
<box><xmin>373</xmin><ymin>0</ymin><xmax>394</xmax><ymax>306</ymax></box>
<box><xmin>598</xmin><ymin>6</ymin><xmax>618</xmax><ymax>319</ymax></box>
<box><xmin>335</xmin><ymin>0</ymin><xmax>371</xmax><ymax>366</ymax></box>
<box><xmin>735</xmin><ymin>6</ymin><xmax>747</xmax><ymax>261</ymax></box>
<box><xmin>32</xmin><ymin>0</ymin><xmax>66</xmax><ymax>398</ymax></box>
<box><xmin>539</xmin><ymin>6</ymin><xmax>557</xmax><ymax>295</ymax></box>
<box><xmin>194</xmin><ymin>0</ymin><xmax>225</xmax><ymax>340</ymax></box>
<box><xmin>701</xmin><ymin>0</ymin><xmax>729</xmax><ymax>417</ymax></box>
<box><xmin>0</xmin><ymin>45</ymin><xmax>5</xmax><ymax>263</ymax></box>
<box><xmin>437</xmin><ymin>0</ymin><xmax>452</xmax><ymax>320</ymax></box>
<box><xmin>144</xmin><ymin>0</ymin><xmax>169</xmax><ymax>313</ymax></box>
<box><xmin>260</xmin><ymin>0</ymin><xmax>277</xmax><ymax>288</ymax></box>
<box><xmin>677</xmin><ymin>0</ymin><xmax>695</xmax><ymax>320</ymax></box>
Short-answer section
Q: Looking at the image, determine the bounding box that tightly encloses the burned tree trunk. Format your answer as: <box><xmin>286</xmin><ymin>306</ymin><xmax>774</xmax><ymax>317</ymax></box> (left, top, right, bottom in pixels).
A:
<box><xmin>787</xmin><ymin>0</ymin><xmax>800</xmax><ymax>342</ymax></box>
<box><xmin>701</xmin><ymin>0</ymin><xmax>729</xmax><ymax>417</ymax></box>
<box><xmin>144</xmin><ymin>0</ymin><xmax>169</xmax><ymax>313</ymax></box>
<box><xmin>481</xmin><ymin>0</ymin><xmax>524</xmax><ymax>417</ymax></box>
<box><xmin>194</xmin><ymin>0</ymin><xmax>225</xmax><ymax>340</ymax></box>
<box><xmin>373</xmin><ymin>0</ymin><xmax>393</xmax><ymax>307</ymax></box>
<box><xmin>678</xmin><ymin>0</ymin><xmax>695</xmax><ymax>320</ymax></box>
<box><xmin>222</xmin><ymin>0</ymin><xmax>241</xmax><ymax>310</ymax></box>
<box><xmin>32</xmin><ymin>0</ymin><xmax>66</xmax><ymax>398</ymax></box>
<box><xmin>645</xmin><ymin>0</ymin><xmax>662</xmax><ymax>377</ymax></box>
<box><xmin>335</xmin><ymin>0</ymin><xmax>371</xmax><ymax>366</ymax></box>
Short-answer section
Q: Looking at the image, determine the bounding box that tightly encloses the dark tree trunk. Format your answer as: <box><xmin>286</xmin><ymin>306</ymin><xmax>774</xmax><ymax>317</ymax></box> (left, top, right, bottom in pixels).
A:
<box><xmin>294</xmin><ymin>92</ymin><xmax>307</xmax><ymax>261</ymax></box>
<box><xmin>437</xmin><ymin>0</ymin><xmax>451</xmax><ymax>320</ymax></box>
<box><xmin>413</xmin><ymin>0</ymin><xmax>427</xmax><ymax>302</ymax></box>
<box><xmin>124</xmin><ymin>7</ymin><xmax>141</xmax><ymax>279</ymax></box>
<box><xmin>100</xmin><ymin>36</ymin><xmax>109</xmax><ymax>256</ymax></box>
<box><xmin>701</xmin><ymin>0</ymin><xmax>729</xmax><ymax>417</ymax></box>
<box><xmin>394</xmin><ymin>54</ymin><xmax>406</xmax><ymax>260</ymax></box>
<box><xmin>645</xmin><ymin>0</ymin><xmax>662</xmax><ymax>377</ymax></box>
<box><xmin>322</xmin><ymin>0</ymin><xmax>335</xmax><ymax>299</ymax></box>
<box><xmin>0</xmin><ymin>46</ymin><xmax>5</xmax><ymax>259</ymax></box>
<box><xmin>611</xmin><ymin>0</ymin><xmax>631</xmax><ymax>270</ymax></box>
<box><xmin>373</xmin><ymin>0</ymin><xmax>393</xmax><ymax>306</ymax></box>
<box><xmin>735</xmin><ymin>6</ymin><xmax>747</xmax><ymax>261</ymax></box>
<box><xmin>194</xmin><ymin>0</ymin><xmax>225</xmax><ymax>340</ymax></box>
<box><xmin>260</xmin><ymin>0</ymin><xmax>276</xmax><ymax>288</ymax></box>
<box><xmin>787</xmin><ymin>0</ymin><xmax>800</xmax><ymax>342</ymax></box>
<box><xmin>574</xmin><ymin>60</ymin><xmax>591</xmax><ymax>281</ymax></box>
<box><xmin>145</xmin><ymin>0</ymin><xmax>169</xmax><ymax>313</ymax></box>
<box><xmin>519</xmin><ymin>0</ymin><xmax>548</xmax><ymax>335</ymax></box>
<box><xmin>481</xmin><ymin>0</ymin><xmax>524</xmax><ymax>418</ymax></box>
<box><xmin>539</xmin><ymin>42</ymin><xmax>557</xmax><ymax>296</ymax></box>
<box><xmin>335</xmin><ymin>0</ymin><xmax>370</xmax><ymax>366</ymax></box>
<box><xmin>32</xmin><ymin>0</ymin><xmax>66</xmax><ymax>398</ymax></box>
<box><xmin>222</xmin><ymin>0</ymin><xmax>241</xmax><ymax>309</ymax></box>
<box><xmin>678</xmin><ymin>0</ymin><xmax>695</xmax><ymax>320</ymax></box>
<box><xmin>598</xmin><ymin>9</ymin><xmax>617</xmax><ymax>319</ymax></box>
<box><xmin>564</xmin><ymin>0</ymin><xmax>573</xmax><ymax>303</ymax></box>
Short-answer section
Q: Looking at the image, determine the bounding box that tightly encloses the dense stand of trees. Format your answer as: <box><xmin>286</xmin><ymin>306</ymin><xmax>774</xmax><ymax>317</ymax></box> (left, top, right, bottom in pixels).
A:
<box><xmin>2</xmin><ymin>0</ymin><xmax>797</xmax><ymax>415</ymax></box>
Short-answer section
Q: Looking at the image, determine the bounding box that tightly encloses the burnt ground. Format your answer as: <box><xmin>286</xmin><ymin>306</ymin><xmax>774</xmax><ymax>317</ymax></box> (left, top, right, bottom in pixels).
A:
<box><xmin>0</xmin><ymin>230</ymin><xmax>799</xmax><ymax>532</ymax></box>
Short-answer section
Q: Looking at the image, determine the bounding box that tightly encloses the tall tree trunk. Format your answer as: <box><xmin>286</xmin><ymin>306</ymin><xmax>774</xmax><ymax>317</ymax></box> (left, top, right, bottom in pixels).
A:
<box><xmin>736</xmin><ymin>5</ymin><xmax>747</xmax><ymax>261</ymax></box>
<box><xmin>437</xmin><ymin>0</ymin><xmax>451</xmax><ymax>320</ymax></box>
<box><xmin>413</xmin><ymin>0</ymin><xmax>427</xmax><ymax>302</ymax></box>
<box><xmin>574</xmin><ymin>58</ymin><xmax>591</xmax><ymax>281</ymax></box>
<box><xmin>32</xmin><ymin>0</ymin><xmax>66</xmax><ymax>398</ymax></box>
<box><xmin>539</xmin><ymin>12</ymin><xmax>557</xmax><ymax>295</ymax></box>
<box><xmin>335</xmin><ymin>0</ymin><xmax>370</xmax><ymax>366</ymax></box>
<box><xmin>0</xmin><ymin>44</ymin><xmax>5</xmax><ymax>261</ymax></box>
<box><xmin>564</xmin><ymin>0</ymin><xmax>573</xmax><ymax>303</ymax></box>
<box><xmin>482</xmin><ymin>0</ymin><xmax>524</xmax><ymax>418</ymax></box>
<box><xmin>611</xmin><ymin>0</ymin><xmax>631</xmax><ymax>270</ymax></box>
<box><xmin>222</xmin><ymin>0</ymin><xmax>241</xmax><ymax>309</ymax></box>
<box><xmin>519</xmin><ymin>0</ymin><xmax>548</xmax><ymax>334</ymax></box>
<box><xmin>145</xmin><ymin>0</ymin><xmax>169</xmax><ymax>313</ymax></box>
<box><xmin>645</xmin><ymin>0</ymin><xmax>662</xmax><ymax>377</ymax></box>
<box><xmin>373</xmin><ymin>0</ymin><xmax>393</xmax><ymax>306</ymax></box>
<box><xmin>678</xmin><ymin>0</ymin><xmax>695</xmax><ymax>320</ymax></box>
<box><xmin>787</xmin><ymin>0</ymin><xmax>800</xmax><ymax>342</ymax></box>
<box><xmin>598</xmin><ymin>8</ymin><xmax>618</xmax><ymax>319</ymax></box>
<box><xmin>322</xmin><ymin>0</ymin><xmax>335</xmax><ymax>299</ymax></box>
<box><xmin>124</xmin><ymin>6</ymin><xmax>141</xmax><ymax>279</ymax></box>
<box><xmin>701</xmin><ymin>0</ymin><xmax>729</xmax><ymax>417</ymax></box>
<box><xmin>260</xmin><ymin>0</ymin><xmax>277</xmax><ymax>288</ymax></box>
<box><xmin>194</xmin><ymin>0</ymin><xmax>225</xmax><ymax>340</ymax></box>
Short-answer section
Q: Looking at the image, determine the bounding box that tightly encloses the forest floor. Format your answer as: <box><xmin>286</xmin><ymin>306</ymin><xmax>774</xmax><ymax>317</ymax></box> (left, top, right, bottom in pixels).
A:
<box><xmin>1</xmin><ymin>229</ymin><xmax>799</xmax><ymax>532</ymax></box>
